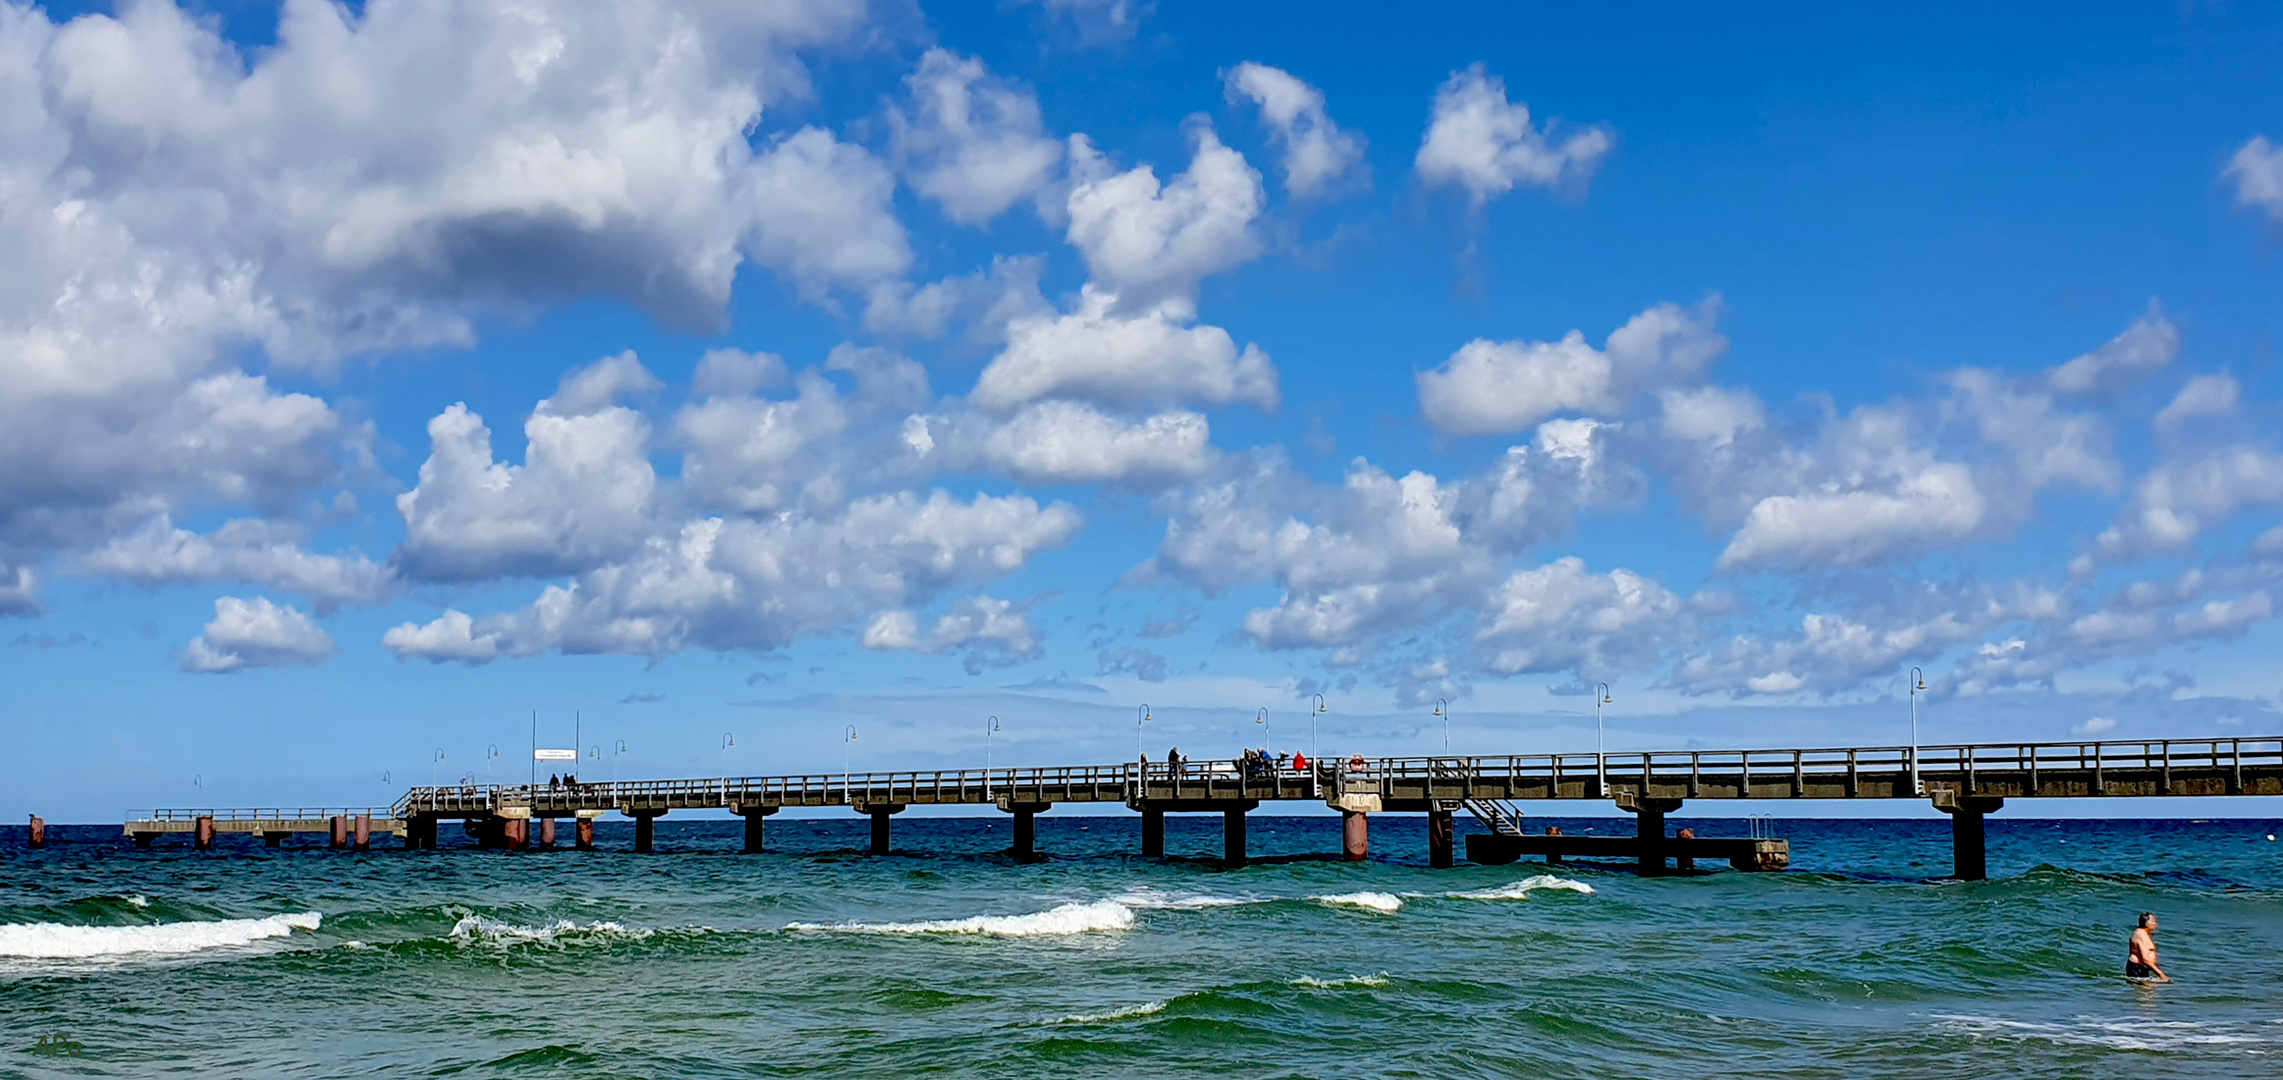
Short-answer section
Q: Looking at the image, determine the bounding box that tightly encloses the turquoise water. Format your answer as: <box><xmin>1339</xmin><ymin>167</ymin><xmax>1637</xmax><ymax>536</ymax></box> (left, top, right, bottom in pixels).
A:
<box><xmin>3</xmin><ymin>815</ymin><xmax>2280</xmax><ymax>1078</ymax></box>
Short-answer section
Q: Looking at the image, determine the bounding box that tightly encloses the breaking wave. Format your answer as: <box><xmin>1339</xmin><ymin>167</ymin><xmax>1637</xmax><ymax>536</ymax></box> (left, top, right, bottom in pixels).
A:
<box><xmin>1930</xmin><ymin>1014</ymin><xmax>2282</xmax><ymax>1051</ymax></box>
<box><xmin>786</xmin><ymin>899</ymin><xmax>1135</xmax><ymax>937</ymax></box>
<box><xmin>1313</xmin><ymin>891</ymin><xmax>1404</xmax><ymax>913</ymax></box>
<box><xmin>447</xmin><ymin>915</ymin><xmax>656</xmax><ymax>948</ymax></box>
<box><xmin>1292</xmin><ymin>973</ymin><xmax>1390</xmax><ymax>988</ymax></box>
<box><xmin>0</xmin><ymin>912</ymin><xmax>320</xmax><ymax>959</ymax></box>
<box><xmin>1444</xmin><ymin>875</ymin><xmax>1596</xmax><ymax>900</ymax></box>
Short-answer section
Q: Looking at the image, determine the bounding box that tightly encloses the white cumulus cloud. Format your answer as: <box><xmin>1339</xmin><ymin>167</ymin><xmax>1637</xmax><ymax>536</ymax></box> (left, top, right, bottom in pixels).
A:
<box><xmin>1225</xmin><ymin>62</ymin><xmax>1365</xmax><ymax>198</ymax></box>
<box><xmin>182</xmin><ymin>595</ymin><xmax>336</xmax><ymax>673</ymax></box>
<box><xmin>1415</xmin><ymin>63</ymin><xmax>1611</xmax><ymax>206</ymax></box>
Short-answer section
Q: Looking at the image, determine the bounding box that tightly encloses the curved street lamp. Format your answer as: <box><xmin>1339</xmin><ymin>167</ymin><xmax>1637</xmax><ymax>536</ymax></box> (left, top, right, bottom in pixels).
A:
<box><xmin>485</xmin><ymin>744</ymin><xmax>500</xmax><ymax>784</ymax></box>
<box><xmin>721</xmin><ymin>731</ymin><xmax>736</xmax><ymax>777</ymax></box>
<box><xmin>612</xmin><ymin>739</ymin><xmax>629</xmax><ymax>785</ymax></box>
<box><xmin>1255</xmin><ymin>708</ymin><xmax>1270</xmax><ymax>756</ymax></box>
<box><xmin>984</xmin><ymin>715</ymin><xmax>1002</xmax><ymax>797</ymax></box>
<box><xmin>432</xmin><ymin>748</ymin><xmax>446</xmax><ymax>788</ymax></box>
<box><xmin>1136</xmin><ymin>704</ymin><xmax>1153</xmax><ymax>769</ymax></box>
<box><xmin>1909</xmin><ymin>666</ymin><xmax>1928</xmax><ymax>795</ymax></box>
<box><xmin>843</xmin><ymin>725</ymin><xmax>860</xmax><ymax>803</ymax></box>
<box><xmin>1595</xmin><ymin>683</ymin><xmax>1613</xmax><ymax>796</ymax></box>
<box><xmin>1434</xmin><ymin>697</ymin><xmax>1449</xmax><ymax>756</ymax></box>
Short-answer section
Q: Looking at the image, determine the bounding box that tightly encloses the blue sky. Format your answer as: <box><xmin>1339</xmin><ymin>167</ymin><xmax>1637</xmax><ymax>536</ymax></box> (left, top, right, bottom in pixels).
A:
<box><xmin>5</xmin><ymin>0</ymin><xmax>2283</xmax><ymax>821</ymax></box>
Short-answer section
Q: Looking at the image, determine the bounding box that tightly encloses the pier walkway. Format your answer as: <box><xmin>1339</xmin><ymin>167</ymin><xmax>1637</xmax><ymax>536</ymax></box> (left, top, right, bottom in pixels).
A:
<box><xmin>122</xmin><ymin>735</ymin><xmax>2283</xmax><ymax>878</ymax></box>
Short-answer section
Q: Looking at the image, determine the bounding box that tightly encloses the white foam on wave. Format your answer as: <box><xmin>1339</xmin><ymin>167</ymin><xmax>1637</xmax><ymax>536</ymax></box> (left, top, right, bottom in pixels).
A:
<box><xmin>1444</xmin><ymin>874</ymin><xmax>1596</xmax><ymax>900</ymax></box>
<box><xmin>1055</xmin><ymin>1000</ymin><xmax>1167</xmax><ymax>1024</ymax></box>
<box><xmin>122</xmin><ymin>894</ymin><xmax>149</xmax><ymax>908</ymax></box>
<box><xmin>786</xmin><ymin>899</ymin><xmax>1135</xmax><ymax>938</ymax></box>
<box><xmin>1291</xmin><ymin>973</ymin><xmax>1390</xmax><ymax>989</ymax></box>
<box><xmin>0</xmin><ymin>912</ymin><xmax>320</xmax><ymax>959</ymax></box>
<box><xmin>448</xmin><ymin>915</ymin><xmax>654</xmax><ymax>948</ymax></box>
<box><xmin>1931</xmin><ymin>1014</ymin><xmax>2278</xmax><ymax>1051</ymax></box>
<box><xmin>1106</xmin><ymin>887</ymin><xmax>1261</xmax><ymax>911</ymax></box>
<box><xmin>1313</xmin><ymin>891</ymin><xmax>1404</xmax><ymax>913</ymax></box>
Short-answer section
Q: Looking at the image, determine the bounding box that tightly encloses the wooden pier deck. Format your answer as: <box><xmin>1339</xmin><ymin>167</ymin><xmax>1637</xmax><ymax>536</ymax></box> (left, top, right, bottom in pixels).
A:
<box><xmin>118</xmin><ymin>735</ymin><xmax>2283</xmax><ymax>878</ymax></box>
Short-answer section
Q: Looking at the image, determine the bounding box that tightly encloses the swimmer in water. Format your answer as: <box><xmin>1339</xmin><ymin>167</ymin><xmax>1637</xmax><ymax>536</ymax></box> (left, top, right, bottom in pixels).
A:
<box><xmin>2125</xmin><ymin>912</ymin><xmax>2169</xmax><ymax>982</ymax></box>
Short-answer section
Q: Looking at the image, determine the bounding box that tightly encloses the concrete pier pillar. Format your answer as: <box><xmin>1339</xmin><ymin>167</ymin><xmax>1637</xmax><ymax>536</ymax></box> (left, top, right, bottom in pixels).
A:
<box><xmin>1934</xmin><ymin>794</ymin><xmax>2004</xmax><ymax>880</ymax></box>
<box><xmin>1342</xmin><ymin>810</ymin><xmax>1369</xmax><ymax>861</ymax></box>
<box><xmin>354</xmin><ymin>814</ymin><xmax>372</xmax><ymax>851</ymax></box>
<box><xmin>1619</xmin><ymin>796</ymin><xmax>1683</xmax><ymax>876</ymax></box>
<box><xmin>194</xmin><ymin>815</ymin><xmax>215</xmax><ymax>850</ymax></box>
<box><xmin>737</xmin><ymin>807</ymin><xmax>776</xmax><ymax>854</ymax></box>
<box><xmin>869</xmin><ymin>809</ymin><xmax>894</xmax><ymax>855</ymax></box>
<box><xmin>133</xmin><ymin>833</ymin><xmax>155</xmax><ymax>849</ymax></box>
<box><xmin>576</xmin><ymin>816</ymin><xmax>597</xmax><ymax>851</ymax></box>
<box><xmin>1223</xmin><ymin>807</ymin><xmax>1247</xmax><ymax>867</ymax></box>
<box><xmin>502</xmin><ymin>817</ymin><xmax>528</xmax><ymax>852</ymax></box>
<box><xmin>1140</xmin><ymin>808</ymin><xmax>1165</xmax><ymax>857</ymax></box>
<box><xmin>631</xmin><ymin>812</ymin><xmax>660</xmax><ymax>853</ymax></box>
<box><xmin>27</xmin><ymin>815</ymin><xmax>44</xmax><ymax>849</ymax></box>
<box><xmin>1427</xmin><ymin>809</ymin><xmax>1455</xmax><ymax>869</ymax></box>
<box><xmin>330</xmin><ymin>815</ymin><xmax>349</xmax><ymax>849</ymax></box>
<box><xmin>537</xmin><ymin>817</ymin><xmax>554</xmax><ymax>849</ymax></box>
<box><xmin>263</xmin><ymin>833</ymin><xmax>285</xmax><ymax>848</ymax></box>
<box><xmin>411</xmin><ymin>816</ymin><xmax>438</xmax><ymax>850</ymax></box>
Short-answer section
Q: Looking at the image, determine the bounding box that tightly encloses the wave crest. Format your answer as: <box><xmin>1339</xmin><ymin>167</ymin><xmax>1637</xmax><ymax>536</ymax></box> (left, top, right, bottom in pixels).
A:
<box><xmin>1446</xmin><ymin>875</ymin><xmax>1596</xmax><ymax>900</ymax></box>
<box><xmin>0</xmin><ymin>912</ymin><xmax>319</xmax><ymax>959</ymax></box>
<box><xmin>1314</xmin><ymin>892</ymin><xmax>1403</xmax><ymax>913</ymax></box>
<box><xmin>786</xmin><ymin>899</ymin><xmax>1135</xmax><ymax>937</ymax></box>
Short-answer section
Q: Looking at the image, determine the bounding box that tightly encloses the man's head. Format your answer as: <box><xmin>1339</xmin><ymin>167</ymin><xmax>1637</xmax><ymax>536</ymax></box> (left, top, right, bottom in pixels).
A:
<box><xmin>2138</xmin><ymin>912</ymin><xmax>2158</xmax><ymax>931</ymax></box>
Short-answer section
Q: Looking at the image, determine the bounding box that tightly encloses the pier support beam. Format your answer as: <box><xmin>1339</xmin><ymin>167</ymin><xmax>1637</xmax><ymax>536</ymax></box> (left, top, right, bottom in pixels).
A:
<box><xmin>575</xmin><ymin>815</ymin><xmax>597</xmax><ymax>852</ymax></box>
<box><xmin>502</xmin><ymin>817</ymin><xmax>528</xmax><ymax>852</ymax></box>
<box><xmin>355</xmin><ymin>814</ymin><xmax>372</xmax><ymax>851</ymax></box>
<box><xmin>1224</xmin><ymin>807</ymin><xmax>1247</xmax><ymax>867</ymax></box>
<box><xmin>1000</xmin><ymin>802</ymin><xmax>1049</xmax><ymax>859</ymax></box>
<box><xmin>28</xmin><ymin>815</ymin><xmax>44</xmax><ymax>849</ymax></box>
<box><xmin>330</xmin><ymin>815</ymin><xmax>349</xmax><ymax>849</ymax></box>
<box><xmin>864</xmin><ymin>805</ymin><xmax>904</xmax><ymax>855</ymax></box>
<box><xmin>536</xmin><ymin>817</ymin><xmax>554</xmax><ymax>850</ymax></box>
<box><xmin>408</xmin><ymin>816</ymin><xmax>437</xmax><ymax>850</ymax></box>
<box><xmin>194</xmin><ymin>815</ymin><xmax>215</xmax><ymax>850</ymax></box>
<box><xmin>1427</xmin><ymin>809</ymin><xmax>1455</xmax><ymax>869</ymax></box>
<box><xmin>1342</xmin><ymin>810</ymin><xmax>1369</xmax><ymax>861</ymax></box>
<box><xmin>736</xmin><ymin>806</ymin><xmax>777</xmax><ymax>854</ymax></box>
<box><xmin>629</xmin><ymin>811</ymin><xmax>663</xmax><ymax>853</ymax></box>
<box><xmin>1617</xmin><ymin>795</ymin><xmax>1684</xmax><ymax>876</ymax></box>
<box><xmin>1140</xmin><ymin>808</ymin><xmax>1165</xmax><ymax>857</ymax></box>
<box><xmin>263</xmin><ymin>833</ymin><xmax>284</xmax><ymax>848</ymax></box>
<box><xmin>1933</xmin><ymin>793</ymin><xmax>2004</xmax><ymax>881</ymax></box>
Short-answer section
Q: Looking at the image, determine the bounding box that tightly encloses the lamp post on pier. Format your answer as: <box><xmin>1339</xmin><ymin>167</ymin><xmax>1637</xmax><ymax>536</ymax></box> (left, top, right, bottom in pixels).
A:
<box><xmin>1595</xmin><ymin>683</ymin><xmax>1613</xmax><ymax>796</ymax></box>
<box><xmin>1434</xmin><ymin>697</ymin><xmax>1449</xmax><ymax>756</ymax></box>
<box><xmin>1254</xmin><ymin>708</ymin><xmax>1269</xmax><ymax>755</ymax></box>
<box><xmin>843</xmin><ymin>725</ymin><xmax>859</xmax><ymax>804</ymax></box>
<box><xmin>1136</xmin><ymin>704</ymin><xmax>1153</xmax><ymax>767</ymax></box>
<box><xmin>612</xmin><ymin>740</ymin><xmax>629</xmax><ymax>786</ymax></box>
<box><xmin>1311</xmin><ymin>694</ymin><xmax>1328</xmax><ymax>796</ymax></box>
<box><xmin>1909</xmin><ymin>666</ymin><xmax>1927</xmax><ymax>795</ymax></box>
<box><xmin>984</xmin><ymin>715</ymin><xmax>1001</xmax><ymax>798</ymax></box>
<box><xmin>432</xmin><ymin>749</ymin><xmax>445</xmax><ymax>788</ymax></box>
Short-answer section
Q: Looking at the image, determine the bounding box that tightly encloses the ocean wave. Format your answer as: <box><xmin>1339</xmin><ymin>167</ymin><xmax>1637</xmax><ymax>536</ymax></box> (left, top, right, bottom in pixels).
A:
<box><xmin>786</xmin><ymin>899</ymin><xmax>1135</xmax><ymax>937</ymax></box>
<box><xmin>1930</xmin><ymin>1014</ymin><xmax>2280</xmax><ymax>1051</ymax></box>
<box><xmin>0</xmin><ymin>912</ymin><xmax>320</xmax><ymax>959</ymax></box>
<box><xmin>1291</xmin><ymin>973</ymin><xmax>1390</xmax><ymax>989</ymax></box>
<box><xmin>448</xmin><ymin>915</ymin><xmax>656</xmax><ymax>948</ymax></box>
<box><xmin>1055</xmin><ymin>1000</ymin><xmax>1167</xmax><ymax>1023</ymax></box>
<box><xmin>1313</xmin><ymin>892</ymin><xmax>1403</xmax><ymax>913</ymax></box>
<box><xmin>1443</xmin><ymin>875</ymin><xmax>1596</xmax><ymax>900</ymax></box>
<box><xmin>1105</xmin><ymin>887</ymin><xmax>1262</xmax><ymax>911</ymax></box>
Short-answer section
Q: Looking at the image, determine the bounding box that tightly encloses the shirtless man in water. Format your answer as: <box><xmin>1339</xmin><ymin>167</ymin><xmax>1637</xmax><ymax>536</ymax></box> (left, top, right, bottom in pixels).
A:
<box><xmin>2126</xmin><ymin>912</ymin><xmax>2169</xmax><ymax>982</ymax></box>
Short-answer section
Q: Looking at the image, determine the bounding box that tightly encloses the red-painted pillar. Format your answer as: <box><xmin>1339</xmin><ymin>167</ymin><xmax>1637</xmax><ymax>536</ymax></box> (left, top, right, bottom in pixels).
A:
<box><xmin>194</xmin><ymin>816</ymin><xmax>215</xmax><ymax>850</ymax></box>
<box><xmin>27</xmin><ymin>815</ymin><xmax>44</xmax><ymax>849</ymax></box>
<box><xmin>538</xmin><ymin>817</ymin><xmax>556</xmax><ymax>849</ymax></box>
<box><xmin>354</xmin><ymin>815</ymin><xmax>371</xmax><ymax>851</ymax></box>
<box><xmin>503</xmin><ymin>818</ymin><xmax>528</xmax><ymax>851</ymax></box>
<box><xmin>575</xmin><ymin>817</ymin><xmax>596</xmax><ymax>851</ymax></box>
<box><xmin>1427</xmin><ymin>810</ymin><xmax>1455</xmax><ymax>869</ymax></box>
<box><xmin>329</xmin><ymin>815</ymin><xmax>348</xmax><ymax>849</ymax></box>
<box><xmin>1342</xmin><ymin>810</ymin><xmax>1369</xmax><ymax>861</ymax></box>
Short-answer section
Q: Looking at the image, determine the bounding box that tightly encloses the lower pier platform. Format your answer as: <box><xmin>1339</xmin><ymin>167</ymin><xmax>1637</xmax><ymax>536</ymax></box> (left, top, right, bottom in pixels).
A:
<box><xmin>1466</xmin><ymin>833</ymin><xmax>1791</xmax><ymax>872</ymax></box>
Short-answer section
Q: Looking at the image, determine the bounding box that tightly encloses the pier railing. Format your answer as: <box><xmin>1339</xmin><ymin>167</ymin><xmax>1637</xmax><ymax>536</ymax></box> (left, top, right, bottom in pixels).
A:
<box><xmin>132</xmin><ymin>807</ymin><xmax>399</xmax><ymax>822</ymax></box>
<box><xmin>352</xmin><ymin>734</ymin><xmax>2283</xmax><ymax>819</ymax></box>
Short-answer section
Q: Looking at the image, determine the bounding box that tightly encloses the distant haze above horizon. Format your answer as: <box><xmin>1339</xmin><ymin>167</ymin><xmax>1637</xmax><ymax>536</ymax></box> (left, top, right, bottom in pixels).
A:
<box><xmin>5</xmin><ymin>1</ymin><xmax>2283</xmax><ymax>820</ymax></box>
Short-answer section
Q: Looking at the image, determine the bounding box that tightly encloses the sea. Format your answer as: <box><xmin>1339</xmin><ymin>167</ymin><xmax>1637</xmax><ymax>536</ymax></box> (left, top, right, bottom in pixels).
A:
<box><xmin>2</xmin><ymin>814</ymin><xmax>2279</xmax><ymax>1079</ymax></box>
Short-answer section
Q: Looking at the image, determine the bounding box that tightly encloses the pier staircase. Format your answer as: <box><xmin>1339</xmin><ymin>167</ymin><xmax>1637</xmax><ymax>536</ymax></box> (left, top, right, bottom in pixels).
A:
<box><xmin>1464</xmin><ymin>797</ymin><xmax>1527</xmax><ymax>837</ymax></box>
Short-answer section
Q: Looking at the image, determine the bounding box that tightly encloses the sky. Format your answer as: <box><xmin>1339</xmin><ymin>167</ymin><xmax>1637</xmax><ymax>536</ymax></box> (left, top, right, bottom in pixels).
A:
<box><xmin>5</xmin><ymin>0</ymin><xmax>2283</xmax><ymax>822</ymax></box>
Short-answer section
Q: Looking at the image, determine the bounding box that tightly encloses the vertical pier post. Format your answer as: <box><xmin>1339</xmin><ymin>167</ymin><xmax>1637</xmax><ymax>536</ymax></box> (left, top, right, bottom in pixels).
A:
<box><xmin>1140</xmin><ymin>808</ymin><xmax>1165</xmax><ymax>857</ymax></box>
<box><xmin>536</xmin><ymin>817</ymin><xmax>554</xmax><ymax>849</ymax></box>
<box><xmin>576</xmin><ymin>815</ymin><xmax>596</xmax><ymax>851</ymax></box>
<box><xmin>631</xmin><ymin>811</ymin><xmax>660</xmax><ymax>853</ymax></box>
<box><xmin>737</xmin><ymin>806</ymin><xmax>775</xmax><ymax>854</ymax></box>
<box><xmin>1427</xmin><ymin>809</ymin><xmax>1455</xmax><ymax>869</ymax></box>
<box><xmin>194</xmin><ymin>815</ymin><xmax>215</xmax><ymax>850</ymax></box>
<box><xmin>1617</xmin><ymin>795</ymin><xmax>1682</xmax><ymax>876</ymax></box>
<box><xmin>1342</xmin><ymin>810</ymin><xmax>1369</xmax><ymax>861</ymax></box>
<box><xmin>329</xmin><ymin>815</ymin><xmax>348</xmax><ymax>849</ymax></box>
<box><xmin>502</xmin><ymin>817</ymin><xmax>528</xmax><ymax>851</ymax></box>
<box><xmin>1223</xmin><ymin>806</ymin><xmax>1247</xmax><ymax>867</ymax></box>
<box><xmin>27</xmin><ymin>815</ymin><xmax>44</xmax><ymax>849</ymax></box>
<box><xmin>355</xmin><ymin>814</ymin><xmax>372</xmax><ymax>851</ymax></box>
<box><xmin>263</xmin><ymin>832</ymin><xmax>284</xmax><ymax>848</ymax></box>
<box><xmin>1002</xmin><ymin>802</ymin><xmax>1047</xmax><ymax>859</ymax></box>
<box><xmin>1933</xmin><ymin>794</ymin><xmax>2004</xmax><ymax>880</ymax></box>
<box><xmin>867</xmin><ymin>807</ymin><xmax>897</xmax><ymax>855</ymax></box>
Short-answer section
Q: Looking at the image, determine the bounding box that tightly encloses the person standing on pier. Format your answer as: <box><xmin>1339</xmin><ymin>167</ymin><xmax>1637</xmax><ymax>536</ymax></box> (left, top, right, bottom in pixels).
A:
<box><xmin>2126</xmin><ymin>913</ymin><xmax>2170</xmax><ymax>982</ymax></box>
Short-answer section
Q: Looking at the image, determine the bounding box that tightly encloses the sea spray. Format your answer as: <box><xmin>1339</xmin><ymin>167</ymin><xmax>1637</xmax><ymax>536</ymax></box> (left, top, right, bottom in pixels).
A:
<box><xmin>786</xmin><ymin>899</ymin><xmax>1135</xmax><ymax>937</ymax></box>
<box><xmin>0</xmin><ymin>912</ymin><xmax>320</xmax><ymax>959</ymax></box>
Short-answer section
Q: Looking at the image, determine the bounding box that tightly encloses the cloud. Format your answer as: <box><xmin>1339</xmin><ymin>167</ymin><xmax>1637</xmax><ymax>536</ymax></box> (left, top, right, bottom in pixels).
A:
<box><xmin>619</xmin><ymin>692</ymin><xmax>665</xmax><ymax>704</ymax></box>
<box><xmin>890</xmin><ymin>50</ymin><xmax>1064</xmax><ymax>225</ymax></box>
<box><xmin>971</xmin><ymin>286</ymin><xmax>1277</xmax><ymax>411</ymax></box>
<box><xmin>864</xmin><ymin>594</ymin><xmax>1045</xmax><ymax>674</ymax></box>
<box><xmin>2226</xmin><ymin>135</ymin><xmax>2283</xmax><ymax>221</ymax></box>
<box><xmin>1064</xmin><ymin>125</ymin><xmax>1264</xmax><ymax>311</ymax></box>
<box><xmin>1415</xmin><ymin>63</ymin><xmax>1611</xmax><ymax>206</ymax></box>
<box><xmin>1225</xmin><ymin>62</ymin><xmax>1365</xmax><ymax>198</ymax></box>
<box><xmin>2074</xmin><ymin>716</ymin><xmax>2117</xmax><ymax>736</ymax></box>
<box><xmin>380</xmin><ymin>609</ymin><xmax>500</xmax><ymax>665</ymax></box>
<box><xmin>1097</xmin><ymin>646</ymin><xmax>1170</xmax><ymax>682</ymax></box>
<box><xmin>1717</xmin><ymin>463</ymin><xmax>1987</xmax><ymax>570</ymax></box>
<box><xmin>2155</xmin><ymin>374</ymin><xmax>2240</xmax><ymax>433</ymax></box>
<box><xmin>73</xmin><ymin>515</ymin><xmax>395</xmax><ymax>611</ymax></box>
<box><xmin>181</xmin><ymin>595</ymin><xmax>336</xmax><ymax>673</ymax></box>
<box><xmin>1476</xmin><ymin>557</ymin><xmax>1687</xmax><ymax>680</ymax></box>
<box><xmin>1003</xmin><ymin>672</ymin><xmax>1108</xmax><ymax>693</ymax></box>
<box><xmin>1417</xmin><ymin>299</ymin><xmax>1726</xmax><ymax>435</ymax></box>
<box><xmin>1024</xmin><ymin>0</ymin><xmax>1146</xmax><ymax>46</ymax></box>
<box><xmin>0</xmin><ymin>561</ymin><xmax>39</xmax><ymax>617</ymax></box>
<box><xmin>743</xmin><ymin>127</ymin><xmax>914</xmax><ymax>301</ymax></box>
<box><xmin>975</xmin><ymin>402</ymin><xmax>1216</xmax><ymax>486</ymax></box>
<box><xmin>2098</xmin><ymin>444</ymin><xmax>2283</xmax><ymax>557</ymax></box>
<box><xmin>2046</xmin><ymin>303</ymin><xmax>2179</xmax><ymax>399</ymax></box>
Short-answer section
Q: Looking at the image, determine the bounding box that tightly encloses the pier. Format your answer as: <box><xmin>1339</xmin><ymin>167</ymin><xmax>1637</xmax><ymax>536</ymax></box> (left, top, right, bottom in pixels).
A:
<box><xmin>113</xmin><ymin>735</ymin><xmax>2283</xmax><ymax>878</ymax></box>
